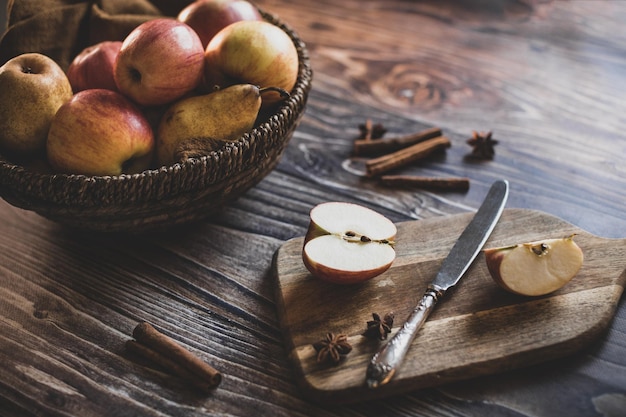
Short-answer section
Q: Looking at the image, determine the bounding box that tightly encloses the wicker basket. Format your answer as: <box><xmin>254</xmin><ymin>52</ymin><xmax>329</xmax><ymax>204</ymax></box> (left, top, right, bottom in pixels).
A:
<box><xmin>0</xmin><ymin>12</ymin><xmax>312</xmax><ymax>232</ymax></box>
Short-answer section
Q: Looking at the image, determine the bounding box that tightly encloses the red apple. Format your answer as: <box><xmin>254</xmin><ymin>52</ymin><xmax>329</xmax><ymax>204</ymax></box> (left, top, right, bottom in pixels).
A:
<box><xmin>0</xmin><ymin>53</ymin><xmax>73</xmax><ymax>155</ymax></box>
<box><xmin>302</xmin><ymin>202</ymin><xmax>397</xmax><ymax>284</ymax></box>
<box><xmin>203</xmin><ymin>20</ymin><xmax>299</xmax><ymax>105</ymax></box>
<box><xmin>177</xmin><ymin>0</ymin><xmax>262</xmax><ymax>48</ymax></box>
<box><xmin>46</xmin><ymin>89</ymin><xmax>155</xmax><ymax>176</ymax></box>
<box><xmin>67</xmin><ymin>41</ymin><xmax>122</xmax><ymax>92</ymax></box>
<box><xmin>114</xmin><ymin>18</ymin><xmax>205</xmax><ymax>106</ymax></box>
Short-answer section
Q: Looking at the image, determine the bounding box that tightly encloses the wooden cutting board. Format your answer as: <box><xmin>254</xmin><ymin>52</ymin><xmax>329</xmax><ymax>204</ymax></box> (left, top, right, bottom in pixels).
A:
<box><xmin>272</xmin><ymin>208</ymin><xmax>626</xmax><ymax>404</ymax></box>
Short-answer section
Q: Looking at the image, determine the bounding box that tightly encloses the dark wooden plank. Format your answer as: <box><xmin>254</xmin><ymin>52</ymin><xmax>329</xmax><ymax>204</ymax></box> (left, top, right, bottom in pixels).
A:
<box><xmin>0</xmin><ymin>0</ymin><xmax>625</xmax><ymax>416</ymax></box>
<box><xmin>255</xmin><ymin>0</ymin><xmax>626</xmax><ymax>238</ymax></box>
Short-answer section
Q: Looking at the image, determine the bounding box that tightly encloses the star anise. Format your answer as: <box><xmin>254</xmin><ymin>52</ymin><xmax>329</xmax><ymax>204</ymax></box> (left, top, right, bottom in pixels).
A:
<box><xmin>362</xmin><ymin>312</ymin><xmax>394</xmax><ymax>340</ymax></box>
<box><xmin>466</xmin><ymin>130</ymin><xmax>498</xmax><ymax>159</ymax></box>
<box><xmin>358</xmin><ymin>119</ymin><xmax>387</xmax><ymax>140</ymax></box>
<box><xmin>312</xmin><ymin>332</ymin><xmax>352</xmax><ymax>365</ymax></box>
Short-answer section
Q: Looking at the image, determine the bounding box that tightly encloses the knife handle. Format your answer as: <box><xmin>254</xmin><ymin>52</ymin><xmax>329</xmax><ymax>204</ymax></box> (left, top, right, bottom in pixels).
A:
<box><xmin>366</xmin><ymin>286</ymin><xmax>444</xmax><ymax>388</ymax></box>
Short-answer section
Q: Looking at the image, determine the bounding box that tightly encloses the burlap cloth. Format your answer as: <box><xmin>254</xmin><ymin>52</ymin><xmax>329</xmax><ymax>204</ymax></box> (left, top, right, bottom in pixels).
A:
<box><xmin>0</xmin><ymin>0</ymin><xmax>198</xmax><ymax>70</ymax></box>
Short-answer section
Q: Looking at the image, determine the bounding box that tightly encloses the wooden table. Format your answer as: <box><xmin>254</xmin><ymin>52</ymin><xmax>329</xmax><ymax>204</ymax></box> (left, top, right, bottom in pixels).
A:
<box><xmin>1</xmin><ymin>1</ymin><xmax>625</xmax><ymax>415</ymax></box>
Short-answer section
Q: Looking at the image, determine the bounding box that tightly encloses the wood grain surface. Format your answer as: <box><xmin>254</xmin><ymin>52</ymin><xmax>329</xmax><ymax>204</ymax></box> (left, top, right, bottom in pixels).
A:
<box><xmin>274</xmin><ymin>208</ymin><xmax>626</xmax><ymax>404</ymax></box>
<box><xmin>1</xmin><ymin>1</ymin><xmax>626</xmax><ymax>416</ymax></box>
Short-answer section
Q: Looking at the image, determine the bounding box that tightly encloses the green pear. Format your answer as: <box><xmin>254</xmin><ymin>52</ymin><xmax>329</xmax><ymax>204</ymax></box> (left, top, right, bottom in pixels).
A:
<box><xmin>156</xmin><ymin>84</ymin><xmax>286</xmax><ymax>166</ymax></box>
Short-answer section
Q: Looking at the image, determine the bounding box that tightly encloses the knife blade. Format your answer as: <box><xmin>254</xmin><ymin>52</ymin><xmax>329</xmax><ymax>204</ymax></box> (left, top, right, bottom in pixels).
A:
<box><xmin>366</xmin><ymin>179</ymin><xmax>509</xmax><ymax>388</ymax></box>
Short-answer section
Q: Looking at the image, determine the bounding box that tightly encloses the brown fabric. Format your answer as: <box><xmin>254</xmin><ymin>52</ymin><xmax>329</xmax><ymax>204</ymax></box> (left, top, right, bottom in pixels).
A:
<box><xmin>7</xmin><ymin>0</ymin><xmax>85</xmax><ymax>25</ymax></box>
<box><xmin>87</xmin><ymin>4</ymin><xmax>157</xmax><ymax>46</ymax></box>
<box><xmin>97</xmin><ymin>0</ymin><xmax>161</xmax><ymax>15</ymax></box>
<box><xmin>0</xmin><ymin>0</ymin><xmax>195</xmax><ymax>70</ymax></box>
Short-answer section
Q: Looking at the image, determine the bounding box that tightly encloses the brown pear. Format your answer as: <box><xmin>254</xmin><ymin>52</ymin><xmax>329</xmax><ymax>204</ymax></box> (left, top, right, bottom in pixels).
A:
<box><xmin>156</xmin><ymin>84</ymin><xmax>266</xmax><ymax>166</ymax></box>
<box><xmin>0</xmin><ymin>53</ymin><xmax>73</xmax><ymax>156</ymax></box>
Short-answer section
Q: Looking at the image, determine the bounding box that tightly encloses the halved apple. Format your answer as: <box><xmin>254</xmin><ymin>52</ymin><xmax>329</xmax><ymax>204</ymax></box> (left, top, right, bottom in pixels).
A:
<box><xmin>302</xmin><ymin>202</ymin><xmax>397</xmax><ymax>284</ymax></box>
<box><xmin>484</xmin><ymin>235</ymin><xmax>584</xmax><ymax>296</ymax></box>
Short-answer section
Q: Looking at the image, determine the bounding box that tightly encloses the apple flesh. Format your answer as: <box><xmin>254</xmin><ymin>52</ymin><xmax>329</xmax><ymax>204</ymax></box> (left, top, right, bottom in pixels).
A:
<box><xmin>203</xmin><ymin>20</ymin><xmax>299</xmax><ymax>105</ymax></box>
<box><xmin>0</xmin><ymin>53</ymin><xmax>73</xmax><ymax>155</ymax></box>
<box><xmin>302</xmin><ymin>202</ymin><xmax>397</xmax><ymax>284</ymax></box>
<box><xmin>67</xmin><ymin>41</ymin><xmax>122</xmax><ymax>92</ymax></box>
<box><xmin>484</xmin><ymin>235</ymin><xmax>584</xmax><ymax>296</ymax></box>
<box><xmin>177</xmin><ymin>0</ymin><xmax>262</xmax><ymax>48</ymax></box>
<box><xmin>46</xmin><ymin>89</ymin><xmax>155</xmax><ymax>176</ymax></box>
<box><xmin>114</xmin><ymin>18</ymin><xmax>205</xmax><ymax>106</ymax></box>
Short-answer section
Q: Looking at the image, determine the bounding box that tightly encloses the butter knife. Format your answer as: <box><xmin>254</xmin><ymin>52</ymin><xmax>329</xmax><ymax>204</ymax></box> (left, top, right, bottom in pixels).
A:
<box><xmin>366</xmin><ymin>179</ymin><xmax>509</xmax><ymax>388</ymax></box>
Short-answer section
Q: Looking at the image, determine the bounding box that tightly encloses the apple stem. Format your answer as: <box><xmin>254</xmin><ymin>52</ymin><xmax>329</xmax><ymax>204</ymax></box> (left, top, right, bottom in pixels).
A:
<box><xmin>259</xmin><ymin>86</ymin><xmax>291</xmax><ymax>100</ymax></box>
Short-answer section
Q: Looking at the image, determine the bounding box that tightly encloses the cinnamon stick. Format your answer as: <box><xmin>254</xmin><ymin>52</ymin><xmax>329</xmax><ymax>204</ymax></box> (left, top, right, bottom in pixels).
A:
<box><xmin>126</xmin><ymin>340</ymin><xmax>217</xmax><ymax>392</ymax></box>
<box><xmin>380</xmin><ymin>175</ymin><xmax>470</xmax><ymax>192</ymax></box>
<box><xmin>127</xmin><ymin>322</ymin><xmax>222</xmax><ymax>392</ymax></box>
<box><xmin>354</xmin><ymin>127</ymin><xmax>442</xmax><ymax>156</ymax></box>
<box><xmin>365</xmin><ymin>136</ymin><xmax>451</xmax><ymax>177</ymax></box>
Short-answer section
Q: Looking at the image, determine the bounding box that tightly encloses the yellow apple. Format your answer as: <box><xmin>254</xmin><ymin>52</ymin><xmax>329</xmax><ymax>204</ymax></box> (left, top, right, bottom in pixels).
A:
<box><xmin>203</xmin><ymin>20</ymin><xmax>299</xmax><ymax>106</ymax></box>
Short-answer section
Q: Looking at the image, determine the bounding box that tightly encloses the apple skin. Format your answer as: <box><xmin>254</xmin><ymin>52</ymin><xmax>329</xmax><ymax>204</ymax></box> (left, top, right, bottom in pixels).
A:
<box><xmin>303</xmin><ymin>237</ymin><xmax>396</xmax><ymax>285</ymax></box>
<box><xmin>203</xmin><ymin>20</ymin><xmax>299</xmax><ymax>105</ymax></box>
<box><xmin>0</xmin><ymin>53</ymin><xmax>73</xmax><ymax>156</ymax></box>
<box><xmin>177</xmin><ymin>0</ymin><xmax>262</xmax><ymax>48</ymax></box>
<box><xmin>114</xmin><ymin>18</ymin><xmax>205</xmax><ymax>106</ymax></box>
<box><xmin>484</xmin><ymin>236</ymin><xmax>584</xmax><ymax>296</ymax></box>
<box><xmin>302</xmin><ymin>202</ymin><xmax>397</xmax><ymax>284</ymax></box>
<box><xmin>67</xmin><ymin>41</ymin><xmax>122</xmax><ymax>92</ymax></box>
<box><xmin>46</xmin><ymin>89</ymin><xmax>155</xmax><ymax>176</ymax></box>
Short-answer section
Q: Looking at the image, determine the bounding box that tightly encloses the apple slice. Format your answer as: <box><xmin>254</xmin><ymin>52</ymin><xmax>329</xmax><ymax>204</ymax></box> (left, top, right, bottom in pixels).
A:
<box><xmin>484</xmin><ymin>235</ymin><xmax>584</xmax><ymax>296</ymax></box>
<box><xmin>302</xmin><ymin>202</ymin><xmax>397</xmax><ymax>284</ymax></box>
